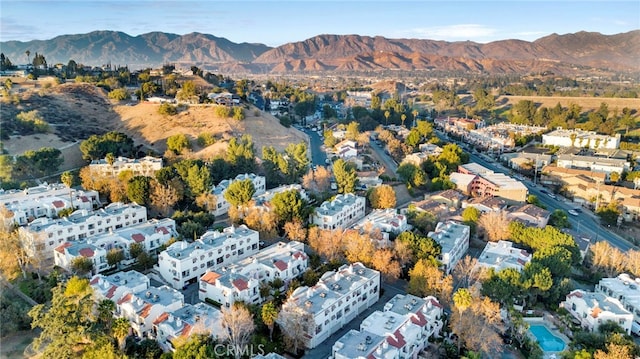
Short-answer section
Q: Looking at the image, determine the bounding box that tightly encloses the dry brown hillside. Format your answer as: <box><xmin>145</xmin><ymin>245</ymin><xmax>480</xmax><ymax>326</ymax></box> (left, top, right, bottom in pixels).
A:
<box><xmin>1</xmin><ymin>80</ymin><xmax>307</xmax><ymax>172</ymax></box>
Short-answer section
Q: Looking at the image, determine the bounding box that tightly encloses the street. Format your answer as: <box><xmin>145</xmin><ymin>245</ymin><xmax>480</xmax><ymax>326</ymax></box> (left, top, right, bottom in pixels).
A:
<box><xmin>298</xmin><ymin>127</ymin><xmax>327</xmax><ymax>166</ymax></box>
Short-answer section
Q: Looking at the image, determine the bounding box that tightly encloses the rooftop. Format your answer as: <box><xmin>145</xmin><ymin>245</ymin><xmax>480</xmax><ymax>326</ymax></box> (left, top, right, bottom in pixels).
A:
<box><xmin>315</xmin><ymin>193</ymin><xmax>364</xmax><ymax>217</ymax></box>
<box><xmin>428</xmin><ymin>221</ymin><xmax>470</xmax><ymax>254</ymax></box>
<box><xmin>477</xmin><ymin>240</ymin><xmax>531</xmax><ymax>272</ymax></box>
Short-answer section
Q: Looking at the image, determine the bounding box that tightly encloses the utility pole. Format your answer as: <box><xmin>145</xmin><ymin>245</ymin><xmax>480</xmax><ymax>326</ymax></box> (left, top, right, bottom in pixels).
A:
<box><xmin>595</xmin><ymin>180</ymin><xmax>602</xmax><ymax>212</ymax></box>
<box><xmin>534</xmin><ymin>154</ymin><xmax>539</xmax><ymax>185</ymax></box>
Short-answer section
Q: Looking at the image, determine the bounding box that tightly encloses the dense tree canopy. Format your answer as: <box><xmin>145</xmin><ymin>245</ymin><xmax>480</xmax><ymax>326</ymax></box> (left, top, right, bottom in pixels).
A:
<box><xmin>80</xmin><ymin>132</ymin><xmax>135</xmax><ymax>160</ymax></box>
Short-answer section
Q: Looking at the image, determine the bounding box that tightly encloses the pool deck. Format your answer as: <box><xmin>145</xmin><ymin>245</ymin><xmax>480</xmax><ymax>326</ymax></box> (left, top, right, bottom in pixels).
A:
<box><xmin>523</xmin><ymin>317</ymin><xmax>570</xmax><ymax>359</ymax></box>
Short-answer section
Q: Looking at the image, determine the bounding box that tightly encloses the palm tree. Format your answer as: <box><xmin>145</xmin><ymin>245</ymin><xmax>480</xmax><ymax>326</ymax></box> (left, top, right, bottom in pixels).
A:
<box><xmin>112</xmin><ymin>317</ymin><xmax>130</xmax><ymax>352</ymax></box>
<box><xmin>401</xmin><ymin>114</ymin><xmax>407</xmax><ymax>128</ymax></box>
<box><xmin>25</xmin><ymin>50</ymin><xmax>30</xmax><ymax>66</ymax></box>
<box><xmin>261</xmin><ymin>301</ymin><xmax>279</xmax><ymax>340</ymax></box>
<box><xmin>105</xmin><ymin>152</ymin><xmax>116</xmax><ymax>176</ymax></box>
<box><xmin>97</xmin><ymin>299</ymin><xmax>116</xmax><ymax>330</ymax></box>
<box><xmin>384</xmin><ymin>110</ymin><xmax>390</xmax><ymax>125</ymax></box>
<box><xmin>60</xmin><ymin>171</ymin><xmax>74</xmax><ymax>210</ymax></box>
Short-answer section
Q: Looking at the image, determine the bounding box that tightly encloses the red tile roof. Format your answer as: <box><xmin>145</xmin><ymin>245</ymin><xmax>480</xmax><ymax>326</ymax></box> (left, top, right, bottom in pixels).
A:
<box><xmin>90</xmin><ymin>277</ymin><xmax>100</xmax><ymax>285</ymax></box>
<box><xmin>153</xmin><ymin>312</ymin><xmax>170</xmax><ymax>325</ymax></box>
<box><xmin>568</xmin><ymin>291</ymin><xmax>583</xmax><ymax>299</ymax></box>
<box><xmin>118</xmin><ymin>293</ymin><xmax>132</xmax><ymax>305</ymax></box>
<box><xmin>157</xmin><ymin>226</ymin><xmax>170</xmax><ymax>235</ymax></box>
<box><xmin>430</xmin><ymin>298</ymin><xmax>443</xmax><ymax>308</ymax></box>
<box><xmin>52</xmin><ymin>200</ymin><xmax>65</xmax><ymax>208</ymax></box>
<box><xmin>80</xmin><ymin>196</ymin><xmax>90</xmax><ymax>203</ymax></box>
<box><xmin>293</xmin><ymin>251</ymin><xmax>307</xmax><ymax>260</ymax></box>
<box><xmin>387</xmin><ymin>330</ymin><xmax>406</xmax><ymax>348</ymax></box>
<box><xmin>105</xmin><ymin>285</ymin><xmax>117</xmax><ymax>299</ymax></box>
<box><xmin>180</xmin><ymin>323</ymin><xmax>193</xmax><ymax>337</ymax></box>
<box><xmin>274</xmin><ymin>260</ymin><xmax>288</xmax><ymax>271</ymax></box>
<box><xmin>411</xmin><ymin>311</ymin><xmax>427</xmax><ymax>326</ymax></box>
<box><xmin>232</xmin><ymin>278</ymin><xmax>248</xmax><ymax>291</ymax></box>
<box><xmin>200</xmin><ymin>272</ymin><xmax>221</xmax><ymax>285</ymax></box>
<box><xmin>140</xmin><ymin>303</ymin><xmax>153</xmax><ymax>318</ymax></box>
<box><xmin>78</xmin><ymin>247</ymin><xmax>95</xmax><ymax>258</ymax></box>
<box><xmin>131</xmin><ymin>233</ymin><xmax>145</xmax><ymax>243</ymax></box>
<box><xmin>55</xmin><ymin>242</ymin><xmax>72</xmax><ymax>254</ymax></box>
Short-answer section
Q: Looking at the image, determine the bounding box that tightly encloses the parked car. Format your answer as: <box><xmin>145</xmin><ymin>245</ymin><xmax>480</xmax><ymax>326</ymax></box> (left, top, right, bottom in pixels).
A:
<box><xmin>547</xmin><ymin>192</ymin><xmax>557</xmax><ymax>199</ymax></box>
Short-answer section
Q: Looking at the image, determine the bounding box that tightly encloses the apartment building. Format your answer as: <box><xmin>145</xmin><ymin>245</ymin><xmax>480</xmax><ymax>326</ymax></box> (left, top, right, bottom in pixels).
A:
<box><xmin>90</xmin><ymin>270</ymin><xmax>150</xmax><ymax>303</ymax></box>
<box><xmin>331</xmin><ymin>294</ymin><xmax>444</xmax><ymax>359</ymax></box>
<box><xmin>89</xmin><ymin>156</ymin><xmax>163</xmax><ymax>177</ymax></box>
<box><xmin>542</xmin><ymin>129</ymin><xmax>620</xmax><ymax>149</ymax></box>
<box><xmin>428</xmin><ymin>221</ymin><xmax>470</xmax><ymax>274</ymax></box>
<box><xmin>476</xmin><ymin>241</ymin><xmax>532</xmax><ymax>272</ymax></box>
<box><xmin>199</xmin><ymin>241</ymin><xmax>308</xmax><ymax>307</ymax></box>
<box><xmin>211</xmin><ymin>174</ymin><xmax>266</xmax><ymax>216</ymax></box>
<box><xmin>507</xmin><ymin>204</ymin><xmax>550</xmax><ymax>228</ymax></box>
<box><xmin>19</xmin><ymin>202</ymin><xmax>147</xmax><ymax>260</ymax></box>
<box><xmin>457</xmin><ymin>163</ymin><xmax>528</xmax><ymax>203</ymax></box>
<box><xmin>154</xmin><ymin>302</ymin><xmax>223</xmax><ymax>352</ymax></box>
<box><xmin>350</xmin><ymin>209</ymin><xmax>410</xmax><ymax>242</ymax></box>
<box><xmin>53</xmin><ymin>218</ymin><xmax>176</xmax><ymax>273</ymax></box>
<box><xmin>281</xmin><ymin>262</ymin><xmax>381</xmax><ymax>349</ymax></box>
<box><xmin>253</xmin><ymin>184</ymin><xmax>309</xmax><ymax>205</ymax></box>
<box><xmin>118</xmin><ymin>285</ymin><xmax>185</xmax><ymax>338</ymax></box>
<box><xmin>562</xmin><ymin>289</ymin><xmax>633</xmax><ymax>335</ymax></box>
<box><xmin>0</xmin><ymin>183</ymin><xmax>100</xmax><ymax>226</ymax></box>
<box><xmin>557</xmin><ymin>154</ymin><xmax>630</xmax><ymax>175</ymax></box>
<box><xmin>311</xmin><ymin>193</ymin><xmax>366</xmax><ymax>230</ymax></box>
<box><xmin>157</xmin><ymin>225</ymin><xmax>259</xmax><ymax>289</ymax></box>
<box><xmin>595</xmin><ymin>273</ymin><xmax>640</xmax><ymax>335</ymax></box>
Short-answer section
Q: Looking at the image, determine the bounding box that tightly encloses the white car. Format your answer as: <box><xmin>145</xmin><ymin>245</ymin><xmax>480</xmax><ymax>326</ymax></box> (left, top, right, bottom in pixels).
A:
<box><xmin>568</xmin><ymin>209</ymin><xmax>579</xmax><ymax>216</ymax></box>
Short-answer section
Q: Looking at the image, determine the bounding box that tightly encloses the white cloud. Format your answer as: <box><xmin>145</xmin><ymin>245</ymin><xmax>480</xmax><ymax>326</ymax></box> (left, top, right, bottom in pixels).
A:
<box><xmin>404</xmin><ymin>24</ymin><xmax>497</xmax><ymax>41</ymax></box>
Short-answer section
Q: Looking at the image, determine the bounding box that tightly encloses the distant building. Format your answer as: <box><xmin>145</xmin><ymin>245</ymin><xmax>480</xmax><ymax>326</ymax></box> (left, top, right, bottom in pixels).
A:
<box><xmin>428</xmin><ymin>189</ymin><xmax>466</xmax><ymax>209</ymax></box>
<box><xmin>311</xmin><ymin>193</ymin><xmax>366</xmax><ymax>230</ymax></box>
<box><xmin>562</xmin><ymin>289</ymin><xmax>633</xmax><ymax>335</ymax></box>
<box><xmin>457</xmin><ymin>163</ymin><xmax>528</xmax><ymax>203</ymax></box>
<box><xmin>198</xmin><ymin>241</ymin><xmax>307</xmax><ymax>307</ymax></box>
<box><xmin>461</xmin><ymin>196</ymin><xmax>507</xmax><ymax>213</ymax></box>
<box><xmin>476</xmin><ymin>241</ymin><xmax>531</xmax><ymax>272</ymax></box>
<box><xmin>557</xmin><ymin>154</ymin><xmax>630</xmax><ymax>176</ymax></box>
<box><xmin>428</xmin><ymin>221</ymin><xmax>470</xmax><ymax>274</ymax></box>
<box><xmin>89</xmin><ymin>156</ymin><xmax>163</xmax><ymax>177</ymax></box>
<box><xmin>280</xmin><ymin>262</ymin><xmax>380</xmax><ymax>349</ymax></box>
<box><xmin>156</xmin><ymin>225</ymin><xmax>259</xmax><ymax>289</ymax></box>
<box><xmin>542</xmin><ymin>129</ymin><xmax>620</xmax><ymax>149</ymax></box>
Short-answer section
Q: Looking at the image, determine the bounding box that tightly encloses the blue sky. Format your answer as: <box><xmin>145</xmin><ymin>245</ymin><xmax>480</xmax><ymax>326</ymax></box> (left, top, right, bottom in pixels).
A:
<box><xmin>1</xmin><ymin>1</ymin><xmax>638</xmax><ymax>45</ymax></box>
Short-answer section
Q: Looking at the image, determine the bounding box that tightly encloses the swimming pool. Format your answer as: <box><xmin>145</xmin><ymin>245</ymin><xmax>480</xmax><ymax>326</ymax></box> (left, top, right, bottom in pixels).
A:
<box><xmin>529</xmin><ymin>324</ymin><xmax>566</xmax><ymax>352</ymax></box>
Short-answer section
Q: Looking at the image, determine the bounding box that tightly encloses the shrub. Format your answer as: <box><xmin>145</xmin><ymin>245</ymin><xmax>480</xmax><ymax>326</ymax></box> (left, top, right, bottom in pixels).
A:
<box><xmin>279</xmin><ymin>115</ymin><xmax>292</xmax><ymax>127</ymax></box>
<box><xmin>196</xmin><ymin>133</ymin><xmax>216</xmax><ymax>147</ymax></box>
<box><xmin>108</xmin><ymin>88</ymin><xmax>129</xmax><ymax>101</ymax></box>
<box><xmin>214</xmin><ymin>105</ymin><xmax>231</xmax><ymax>117</ymax></box>
<box><xmin>166</xmin><ymin>134</ymin><xmax>191</xmax><ymax>154</ymax></box>
<box><xmin>158</xmin><ymin>103</ymin><xmax>177</xmax><ymax>116</ymax></box>
<box><xmin>232</xmin><ymin>107</ymin><xmax>245</xmax><ymax>121</ymax></box>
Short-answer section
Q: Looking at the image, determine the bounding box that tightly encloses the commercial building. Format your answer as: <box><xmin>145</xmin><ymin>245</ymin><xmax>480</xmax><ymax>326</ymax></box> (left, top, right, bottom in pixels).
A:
<box><xmin>311</xmin><ymin>194</ymin><xmax>366</xmax><ymax>230</ymax></box>
<box><xmin>198</xmin><ymin>241</ymin><xmax>308</xmax><ymax>307</ymax></box>
<box><xmin>156</xmin><ymin>225</ymin><xmax>259</xmax><ymax>289</ymax></box>
<box><xmin>428</xmin><ymin>221</ymin><xmax>470</xmax><ymax>274</ymax></box>
<box><xmin>280</xmin><ymin>262</ymin><xmax>380</xmax><ymax>349</ymax></box>
<box><xmin>457</xmin><ymin>163</ymin><xmax>528</xmax><ymax>203</ymax></box>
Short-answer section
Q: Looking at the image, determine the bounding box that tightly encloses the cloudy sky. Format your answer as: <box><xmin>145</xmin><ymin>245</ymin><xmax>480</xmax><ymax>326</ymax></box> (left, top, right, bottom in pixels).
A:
<box><xmin>1</xmin><ymin>1</ymin><xmax>638</xmax><ymax>45</ymax></box>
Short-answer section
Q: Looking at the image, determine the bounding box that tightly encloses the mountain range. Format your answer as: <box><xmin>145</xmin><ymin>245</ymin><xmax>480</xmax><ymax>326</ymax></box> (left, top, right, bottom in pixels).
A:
<box><xmin>1</xmin><ymin>30</ymin><xmax>638</xmax><ymax>75</ymax></box>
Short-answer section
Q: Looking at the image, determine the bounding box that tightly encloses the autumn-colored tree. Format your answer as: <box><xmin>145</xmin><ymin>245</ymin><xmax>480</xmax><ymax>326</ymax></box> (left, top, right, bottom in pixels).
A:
<box><xmin>450</xmin><ymin>294</ymin><xmax>504</xmax><ymax>356</ymax></box>
<box><xmin>283</xmin><ymin>220</ymin><xmax>307</xmax><ymax>242</ymax></box>
<box><xmin>589</xmin><ymin>241</ymin><xmax>626</xmax><ymax>277</ymax></box>
<box><xmin>150</xmin><ymin>179</ymin><xmax>180</xmax><ymax>217</ymax></box>
<box><xmin>368</xmin><ymin>184</ymin><xmax>397</xmax><ymax>209</ymax></box>
<box><xmin>393</xmin><ymin>239</ymin><xmax>413</xmax><ymax>268</ymax></box>
<box><xmin>407</xmin><ymin>259</ymin><xmax>453</xmax><ymax>304</ymax></box>
<box><xmin>0</xmin><ymin>229</ymin><xmax>31</xmax><ymax>280</ymax></box>
<box><xmin>371</xmin><ymin>248</ymin><xmax>401</xmax><ymax>281</ymax></box>
<box><xmin>244</xmin><ymin>206</ymin><xmax>278</xmax><ymax>239</ymax></box>
<box><xmin>625</xmin><ymin>250</ymin><xmax>640</xmax><ymax>277</ymax></box>
<box><xmin>221</xmin><ymin>304</ymin><xmax>255</xmax><ymax>359</ymax></box>
<box><xmin>594</xmin><ymin>340</ymin><xmax>633</xmax><ymax>359</ymax></box>
<box><xmin>302</xmin><ymin>166</ymin><xmax>331</xmax><ymax>194</ymax></box>
<box><xmin>343</xmin><ymin>230</ymin><xmax>375</xmax><ymax>266</ymax></box>
<box><xmin>307</xmin><ymin>227</ymin><xmax>343</xmax><ymax>261</ymax></box>
<box><xmin>478</xmin><ymin>210</ymin><xmax>510</xmax><ymax>241</ymax></box>
<box><xmin>453</xmin><ymin>255</ymin><xmax>481</xmax><ymax>288</ymax></box>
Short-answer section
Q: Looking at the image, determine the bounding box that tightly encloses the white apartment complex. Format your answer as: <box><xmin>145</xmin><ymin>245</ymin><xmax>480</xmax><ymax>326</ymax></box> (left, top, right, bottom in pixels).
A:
<box><xmin>157</xmin><ymin>225</ymin><xmax>260</xmax><ymax>289</ymax></box>
<box><xmin>0</xmin><ymin>183</ymin><xmax>100</xmax><ymax>226</ymax></box>
<box><xmin>476</xmin><ymin>241</ymin><xmax>532</xmax><ymax>272</ymax></box>
<box><xmin>89</xmin><ymin>156</ymin><xmax>163</xmax><ymax>177</ymax></box>
<box><xmin>118</xmin><ymin>285</ymin><xmax>185</xmax><ymax>338</ymax></box>
<box><xmin>253</xmin><ymin>184</ymin><xmax>309</xmax><ymax>205</ymax></box>
<box><xmin>350</xmin><ymin>209</ymin><xmax>410</xmax><ymax>242</ymax></box>
<box><xmin>20</xmin><ymin>202</ymin><xmax>147</xmax><ymax>260</ymax></box>
<box><xmin>211</xmin><ymin>173</ymin><xmax>266</xmax><ymax>216</ymax></box>
<box><xmin>562</xmin><ymin>289</ymin><xmax>633</xmax><ymax>335</ymax></box>
<box><xmin>90</xmin><ymin>270</ymin><xmax>150</xmax><ymax>303</ymax></box>
<box><xmin>154</xmin><ymin>302</ymin><xmax>223</xmax><ymax>352</ymax></box>
<box><xmin>331</xmin><ymin>294</ymin><xmax>444</xmax><ymax>359</ymax></box>
<box><xmin>311</xmin><ymin>193</ymin><xmax>366</xmax><ymax>230</ymax></box>
<box><xmin>595</xmin><ymin>273</ymin><xmax>640</xmax><ymax>335</ymax></box>
<box><xmin>428</xmin><ymin>221</ymin><xmax>470</xmax><ymax>274</ymax></box>
<box><xmin>199</xmin><ymin>241</ymin><xmax>308</xmax><ymax>307</ymax></box>
<box><xmin>54</xmin><ymin>218</ymin><xmax>176</xmax><ymax>273</ymax></box>
<box><xmin>542</xmin><ymin>129</ymin><xmax>621</xmax><ymax>149</ymax></box>
<box><xmin>557</xmin><ymin>154</ymin><xmax>631</xmax><ymax>175</ymax></box>
<box><xmin>280</xmin><ymin>262</ymin><xmax>380</xmax><ymax>349</ymax></box>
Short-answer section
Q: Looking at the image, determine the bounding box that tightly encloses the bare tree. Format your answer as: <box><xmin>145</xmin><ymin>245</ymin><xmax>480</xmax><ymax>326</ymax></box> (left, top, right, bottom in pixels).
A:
<box><xmin>450</xmin><ymin>293</ymin><xmax>504</xmax><ymax>356</ymax></box>
<box><xmin>278</xmin><ymin>302</ymin><xmax>313</xmax><ymax>355</ymax></box>
<box><xmin>589</xmin><ymin>241</ymin><xmax>625</xmax><ymax>277</ymax></box>
<box><xmin>302</xmin><ymin>166</ymin><xmax>331</xmax><ymax>194</ymax></box>
<box><xmin>394</xmin><ymin>239</ymin><xmax>413</xmax><ymax>268</ymax></box>
<box><xmin>284</xmin><ymin>220</ymin><xmax>307</xmax><ymax>242</ymax></box>
<box><xmin>453</xmin><ymin>255</ymin><xmax>480</xmax><ymax>288</ymax></box>
<box><xmin>371</xmin><ymin>248</ymin><xmax>401</xmax><ymax>281</ymax></box>
<box><xmin>151</xmin><ymin>180</ymin><xmax>180</xmax><ymax>217</ymax></box>
<box><xmin>625</xmin><ymin>250</ymin><xmax>640</xmax><ymax>277</ymax></box>
<box><xmin>221</xmin><ymin>304</ymin><xmax>255</xmax><ymax>359</ymax></box>
<box><xmin>478</xmin><ymin>211</ymin><xmax>510</xmax><ymax>242</ymax></box>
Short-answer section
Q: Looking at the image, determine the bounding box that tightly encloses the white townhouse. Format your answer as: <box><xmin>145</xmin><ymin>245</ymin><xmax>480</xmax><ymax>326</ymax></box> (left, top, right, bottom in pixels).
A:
<box><xmin>19</xmin><ymin>202</ymin><xmax>147</xmax><ymax>260</ymax></box>
<box><xmin>428</xmin><ymin>221</ymin><xmax>470</xmax><ymax>274</ymax></box>
<box><xmin>118</xmin><ymin>285</ymin><xmax>185</xmax><ymax>338</ymax></box>
<box><xmin>595</xmin><ymin>273</ymin><xmax>640</xmax><ymax>335</ymax></box>
<box><xmin>350</xmin><ymin>208</ymin><xmax>410</xmax><ymax>243</ymax></box>
<box><xmin>199</xmin><ymin>241</ymin><xmax>308</xmax><ymax>307</ymax></box>
<box><xmin>0</xmin><ymin>183</ymin><xmax>100</xmax><ymax>226</ymax></box>
<box><xmin>335</xmin><ymin>140</ymin><xmax>358</xmax><ymax>159</ymax></box>
<box><xmin>53</xmin><ymin>218</ymin><xmax>176</xmax><ymax>273</ymax></box>
<box><xmin>280</xmin><ymin>262</ymin><xmax>381</xmax><ymax>349</ymax></box>
<box><xmin>211</xmin><ymin>174</ymin><xmax>266</xmax><ymax>216</ymax></box>
<box><xmin>157</xmin><ymin>225</ymin><xmax>260</xmax><ymax>289</ymax></box>
<box><xmin>476</xmin><ymin>240</ymin><xmax>532</xmax><ymax>273</ymax></box>
<box><xmin>542</xmin><ymin>129</ymin><xmax>621</xmax><ymax>149</ymax></box>
<box><xmin>89</xmin><ymin>156</ymin><xmax>163</xmax><ymax>177</ymax></box>
<box><xmin>153</xmin><ymin>302</ymin><xmax>223</xmax><ymax>352</ymax></box>
<box><xmin>562</xmin><ymin>289</ymin><xmax>633</xmax><ymax>335</ymax></box>
<box><xmin>253</xmin><ymin>184</ymin><xmax>309</xmax><ymax>204</ymax></box>
<box><xmin>90</xmin><ymin>270</ymin><xmax>150</xmax><ymax>304</ymax></box>
<box><xmin>311</xmin><ymin>193</ymin><xmax>366</xmax><ymax>230</ymax></box>
<box><xmin>331</xmin><ymin>294</ymin><xmax>444</xmax><ymax>359</ymax></box>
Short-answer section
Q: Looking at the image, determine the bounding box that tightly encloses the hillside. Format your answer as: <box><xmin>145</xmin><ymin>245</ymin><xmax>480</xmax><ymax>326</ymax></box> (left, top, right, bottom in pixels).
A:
<box><xmin>0</xmin><ymin>81</ymin><xmax>307</xmax><ymax>172</ymax></box>
<box><xmin>1</xmin><ymin>30</ymin><xmax>638</xmax><ymax>75</ymax></box>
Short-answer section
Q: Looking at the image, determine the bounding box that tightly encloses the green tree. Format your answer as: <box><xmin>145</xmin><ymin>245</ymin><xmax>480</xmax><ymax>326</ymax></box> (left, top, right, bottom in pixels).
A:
<box><xmin>396</xmin><ymin>163</ymin><xmax>428</xmax><ymax>189</ymax></box>
<box><xmin>346</xmin><ymin>121</ymin><xmax>360</xmax><ymax>141</ymax></box>
<box><xmin>549</xmin><ymin>209</ymin><xmax>570</xmax><ymax>229</ymax></box>
<box><xmin>271</xmin><ymin>189</ymin><xmax>306</xmax><ymax>225</ymax></box>
<box><xmin>60</xmin><ymin>171</ymin><xmax>75</xmax><ymax>209</ymax></box>
<box><xmin>596</xmin><ymin>201</ymin><xmax>621</xmax><ymax>227</ymax></box>
<box><xmin>185</xmin><ymin>163</ymin><xmax>211</xmax><ymax>198</ymax></box>
<box><xmin>167</xmin><ymin>133</ymin><xmax>191</xmax><ymax>154</ymax></box>
<box><xmin>158</xmin><ymin>102</ymin><xmax>178</xmax><ymax>115</ymax></box>
<box><xmin>129</xmin><ymin>242</ymin><xmax>144</xmax><ymax>260</ymax></box>
<box><xmin>127</xmin><ymin>175</ymin><xmax>151</xmax><ymax>205</ymax></box>
<box><xmin>462</xmin><ymin>206</ymin><xmax>480</xmax><ymax>223</ymax></box>
<box><xmin>71</xmin><ymin>257</ymin><xmax>94</xmax><ymax>276</ymax></box>
<box><xmin>79</xmin><ymin>132</ymin><xmax>134</xmax><ymax>160</ymax></box>
<box><xmin>397</xmin><ymin>231</ymin><xmax>441</xmax><ymax>261</ymax></box>
<box><xmin>452</xmin><ymin>288</ymin><xmax>473</xmax><ymax>354</ymax></box>
<box><xmin>332</xmin><ymin>158</ymin><xmax>357</xmax><ymax>194</ymax></box>
<box><xmin>106</xmin><ymin>249</ymin><xmax>125</xmax><ymax>268</ymax></box>
<box><xmin>107</xmin><ymin>88</ymin><xmax>128</xmax><ymax>101</ymax></box>
<box><xmin>226</xmin><ymin>135</ymin><xmax>255</xmax><ymax>173</ymax></box>
<box><xmin>111</xmin><ymin>317</ymin><xmax>130</xmax><ymax>352</ymax></box>
<box><xmin>261</xmin><ymin>301</ymin><xmax>279</xmax><ymax>340</ymax></box>
<box><xmin>405</xmin><ymin>129</ymin><xmax>421</xmax><ymax>148</ymax></box>
<box><xmin>172</xmin><ymin>334</ymin><xmax>216</xmax><ymax>359</ymax></box>
<box><xmin>0</xmin><ymin>155</ymin><xmax>15</xmax><ymax>184</ymax></box>
<box><xmin>15</xmin><ymin>110</ymin><xmax>49</xmax><ymax>133</ymax></box>
<box><xmin>16</xmin><ymin>147</ymin><xmax>63</xmax><ymax>176</ymax></box>
<box><xmin>177</xmin><ymin>80</ymin><xmax>197</xmax><ymax>102</ymax></box>
<box><xmin>224</xmin><ymin>179</ymin><xmax>255</xmax><ymax>207</ymax></box>
<box><xmin>368</xmin><ymin>184</ymin><xmax>397</xmax><ymax>209</ymax></box>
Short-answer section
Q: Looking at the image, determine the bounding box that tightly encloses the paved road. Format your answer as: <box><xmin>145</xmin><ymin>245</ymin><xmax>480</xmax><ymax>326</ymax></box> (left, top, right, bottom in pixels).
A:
<box><xmin>299</xmin><ymin>127</ymin><xmax>327</xmax><ymax>166</ymax></box>
<box><xmin>368</xmin><ymin>140</ymin><xmax>399</xmax><ymax>176</ymax></box>
<box><xmin>302</xmin><ymin>279</ymin><xmax>407</xmax><ymax>359</ymax></box>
